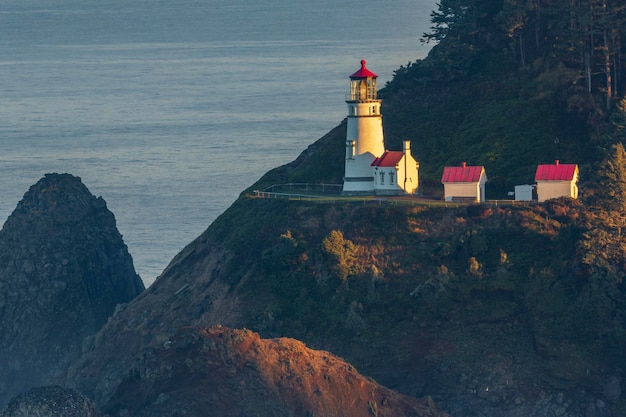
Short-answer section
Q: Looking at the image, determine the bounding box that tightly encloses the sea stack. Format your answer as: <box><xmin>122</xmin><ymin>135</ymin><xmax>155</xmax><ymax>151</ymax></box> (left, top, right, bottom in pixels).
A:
<box><xmin>0</xmin><ymin>173</ymin><xmax>144</xmax><ymax>407</ymax></box>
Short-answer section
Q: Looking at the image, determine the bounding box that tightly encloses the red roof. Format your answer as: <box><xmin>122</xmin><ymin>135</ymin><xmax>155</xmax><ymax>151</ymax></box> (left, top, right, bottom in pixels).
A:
<box><xmin>535</xmin><ymin>162</ymin><xmax>578</xmax><ymax>181</ymax></box>
<box><xmin>441</xmin><ymin>164</ymin><xmax>485</xmax><ymax>183</ymax></box>
<box><xmin>371</xmin><ymin>151</ymin><xmax>404</xmax><ymax>167</ymax></box>
<box><xmin>350</xmin><ymin>59</ymin><xmax>378</xmax><ymax>79</ymax></box>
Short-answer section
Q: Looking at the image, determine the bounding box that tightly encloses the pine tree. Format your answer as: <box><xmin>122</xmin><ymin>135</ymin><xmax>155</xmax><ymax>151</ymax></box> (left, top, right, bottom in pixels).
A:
<box><xmin>597</xmin><ymin>142</ymin><xmax>626</xmax><ymax>215</ymax></box>
<box><xmin>579</xmin><ymin>142</ymin><xmax>626</xmax><ymax>275</ymax></box>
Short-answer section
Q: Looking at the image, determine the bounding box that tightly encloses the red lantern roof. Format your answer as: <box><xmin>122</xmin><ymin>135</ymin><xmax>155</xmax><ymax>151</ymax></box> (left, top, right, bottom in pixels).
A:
<box><xmin>350</xmin><ymin>59</ymin><xmax>378</xmax><ymax>79</ymax></box>
<box><xmin>535</xmin><ymin>161</ymin><xmax>578</xmax><ymax>181</ymax></box>
<box><xmin>441</xmin><ymin>163</ymin><xmax>485</xmax><ymax>183</ymax></box>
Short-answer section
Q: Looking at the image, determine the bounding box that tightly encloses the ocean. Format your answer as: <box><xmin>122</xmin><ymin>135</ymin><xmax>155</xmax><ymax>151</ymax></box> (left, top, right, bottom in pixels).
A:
<box><xmin>0</xmin><ymin>0</ymin><xmax>435</xmax><ymax>286</ymax></box>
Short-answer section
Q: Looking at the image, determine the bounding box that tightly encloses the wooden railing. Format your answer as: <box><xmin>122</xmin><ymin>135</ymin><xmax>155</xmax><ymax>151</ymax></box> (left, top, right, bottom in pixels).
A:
<box><xmin>262</xmin><ymin>183</ymin><xmax>343</xmax><ymax>194</ymax></box>
<box><xmin>251</xmin><ymin>185</ymin><xmax>536</xmax><ymax>208</ymax></box>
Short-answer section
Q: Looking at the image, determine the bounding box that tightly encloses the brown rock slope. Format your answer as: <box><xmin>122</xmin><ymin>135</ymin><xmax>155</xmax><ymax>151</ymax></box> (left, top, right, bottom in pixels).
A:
<box><xmin>0</xmin><ymin>173</ymin><xmax>144</xmax><ymax>406</ymax></box>
<box><xmin>104</xmin><ymin>326</ymin><xmax>449</xmax><ymax>417</ymax></box>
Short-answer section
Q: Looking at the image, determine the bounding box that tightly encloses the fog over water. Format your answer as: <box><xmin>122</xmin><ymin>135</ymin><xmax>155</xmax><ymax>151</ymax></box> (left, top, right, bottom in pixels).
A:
<box><xmin>0</xmin><ymin>0</ymin><xmax>435</xmax><ymax>285</ymax></box>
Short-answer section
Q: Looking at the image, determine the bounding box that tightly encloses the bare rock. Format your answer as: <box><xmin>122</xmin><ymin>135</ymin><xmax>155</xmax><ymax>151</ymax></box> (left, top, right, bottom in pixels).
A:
<box><xmin>103</xmin><ymin>326</ymin><xmax>449</xmax><ymax>417</ymax></box>
<box><xmin>0</xmin><ymin>173</ymin><xmax>144</xmax><ymax>407</ymax></box>
<box><xmin>1</xmin><ymin>386</ymin><xmax>106</xmax><ymax>417</ymax></box>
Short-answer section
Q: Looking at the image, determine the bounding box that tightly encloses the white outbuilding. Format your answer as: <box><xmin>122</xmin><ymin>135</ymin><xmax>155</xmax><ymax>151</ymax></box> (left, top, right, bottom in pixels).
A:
<box><xmin>441</xmin><ymin>163</ymin><xmax>487</xmax><ymax>202</ymax></box>
<box><xmin>371</xmin><ymin>141</ymin><xmax>419</xmax><ymax>195</ymax></box>
<box><xmin>534</xmin><ymin>160</ymin><xmax>579</xmax><ymax>202</ymax></box>
<box><xmin>514</xmin><ymin>184</ymin><xmax>535</xmax><ymax>201</ymax></box>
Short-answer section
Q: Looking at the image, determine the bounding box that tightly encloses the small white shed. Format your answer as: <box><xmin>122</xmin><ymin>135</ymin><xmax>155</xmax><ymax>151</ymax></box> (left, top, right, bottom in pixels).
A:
<box><xmin>514</xmin><ymin>184</ymin><xmax>535</xmax><ymax>201</ymax></box>
<box><xmin>441</xmin><ymin>163</ymin><xmax>487</xmax><ymax>202</ymax></box>
<box><xmin>535</xmin><ymin>161</ymin><xmax>579</xmax><ymax>202</ymax></box>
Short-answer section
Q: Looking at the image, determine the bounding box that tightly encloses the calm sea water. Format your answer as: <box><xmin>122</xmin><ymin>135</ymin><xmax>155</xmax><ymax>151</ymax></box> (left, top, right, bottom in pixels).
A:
<box><xmin>0</xmin><ymin>0</ymin><xmax>434</xmax><ymax>285</ymax></box>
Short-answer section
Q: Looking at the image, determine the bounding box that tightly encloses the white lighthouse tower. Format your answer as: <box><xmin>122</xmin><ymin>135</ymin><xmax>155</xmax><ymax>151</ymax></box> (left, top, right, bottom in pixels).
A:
<box><xmin>342</xmin><ymin>59</ymin><xmax>386</xmax><ymax>194</ymax></box>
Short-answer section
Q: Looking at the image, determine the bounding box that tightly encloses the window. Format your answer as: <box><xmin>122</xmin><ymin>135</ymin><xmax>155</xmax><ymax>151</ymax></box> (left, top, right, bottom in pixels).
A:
<box><xmin>380</xmin><ymin>171</ymin><xmax>385</xmax><ymax>185</ymax></box>
<box><xmin>389</xmin><ymin>171</ymin><xmax>395</xmax><ymax>184</ymax></box>
<box><xmin>359</xmin><ymin>79</ymin><xmax>367</xmax><ymax>99</ymax></box>
<box><xmin>346</xmin><ymin>140</ymin><xmax>355</xmax><ymax>159</ymax></box>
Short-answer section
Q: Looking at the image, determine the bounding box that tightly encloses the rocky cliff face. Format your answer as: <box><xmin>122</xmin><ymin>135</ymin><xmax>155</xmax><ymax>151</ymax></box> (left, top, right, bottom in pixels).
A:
<box><xmin>0</xmin><ymin>173</ymin><xmax>144</xmax><ymax>407</ymax></box>
<box><xmin>1</xmin><ymin>386</ymin><xmax>105</xmax><ymax>417</ymax></box>
<box><xmin>65</xmin><ymin>194</ymin><xmax>626</xmax><ymax>417</ymax></box>
<box><xmin>103</xmin><ymin>326</ymin><xmax>449</xmax><ymax>417</ymax></box>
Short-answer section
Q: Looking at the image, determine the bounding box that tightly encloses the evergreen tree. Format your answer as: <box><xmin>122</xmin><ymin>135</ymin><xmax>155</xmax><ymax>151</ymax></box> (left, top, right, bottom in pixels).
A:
<box><xmin>422</xmin><ymin>0</ymin><xmax>626</xmax><ymax>103</ymax></box>
<box><xmin>597</xmin><ymin>141</ymin><xmax>626</xmax><ymax>214</ymax></box>
<box><xmin>579</xmin><ymin>142</ymin><xmax>626</xmax><ymax>275</ymax></box>
<box><xmin>496</xmin><ymin>0</ymin><xmax>533</xmax><ymax>65</ymax></box>
<box><xmin>422</xmin><ymin>0</ymin><xmax>472</xmax><ymax>44</ymax></box>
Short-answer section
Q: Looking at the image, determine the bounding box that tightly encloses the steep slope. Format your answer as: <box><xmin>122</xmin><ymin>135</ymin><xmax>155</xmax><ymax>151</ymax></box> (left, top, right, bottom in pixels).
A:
<box><xmin>0</xmin><ymin>173</ymin><xmax>144</xmax><ymax>407</ymax></box>
<box><xmin>1</xmin><ymin>386</ymin><xmax>105</xmax><ymax>417</ymax></box>
<box><xmin>66</xmin><ymin>193</ymin><xmax>626</xmax><ymax>417</ymax></box>
<box><xmin>103</xmin><ymin>326</ymin><xmax>449</xmax><ymax>417</ymax></box>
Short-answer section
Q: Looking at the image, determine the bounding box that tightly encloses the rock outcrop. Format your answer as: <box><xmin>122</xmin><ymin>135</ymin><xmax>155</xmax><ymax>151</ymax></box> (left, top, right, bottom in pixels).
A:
<box><xmin>0</xmin><ymin>173</ymin><xmax>144</xmax><ymax>407</ymax></box>
<box><xmin>65</xmin><ymin>194</ymin><xmax>626</xmax><ymax>417</ymax></box>
<box><xmin>103</xmin><ymin>326</ymin><xmax>449</xmax><ymax>417</ymax></box>
<box><xmin>1</xmin><ymin>386</ymin><xmax>105</xmax><ymax>417</ymax></box>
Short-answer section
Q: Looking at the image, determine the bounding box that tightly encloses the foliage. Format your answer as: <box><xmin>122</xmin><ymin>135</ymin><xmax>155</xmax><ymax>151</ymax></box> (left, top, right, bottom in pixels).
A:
<box><xmin>233</xmin><ymin>0</ymin><xmax>626</xmax><ymax>202</ymax></box>
<box><xmin>595</xmin><ymin>142</ymin><xmax>626</xmax><ymax>212</ymax></box>
<box><xmin>422</xmin><ymin>0</ymin><xmax>626</xmax><ymax>109</ymax></box>
<box><xmin>203</xmin><ymin>187</ymin><xmax>626</xmax><ymax>412</ymax></box>
<box><xmin>211</xmin><ymin>2</ymin><xmax>626</xmax><ymax>412</ymax></box>
<box><xmin>382</xmin><ymin>69</ymin><xmax>598</xmax><ymax>195</ymax></box>
<box><xmin>578</xmin><ymin>142</ymin><xmax>626</xmax><ymax>276</ymax></box>
<box><xmin>381</xmin><ymin>0</ymin><xmax>626</xmax><ymax>195</ymax></box>
<box><xmin>321</xmin><ymin>230</ymin><xmax>361</xmax><ymax>280</ymax></box>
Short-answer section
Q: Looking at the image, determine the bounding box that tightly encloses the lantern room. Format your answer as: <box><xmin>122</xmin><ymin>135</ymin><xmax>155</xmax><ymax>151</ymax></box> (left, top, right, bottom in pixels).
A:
<box><xmin>348</xmin><ymin>59</ymin><xmax>378</xmax><ymax>102</ymax></box>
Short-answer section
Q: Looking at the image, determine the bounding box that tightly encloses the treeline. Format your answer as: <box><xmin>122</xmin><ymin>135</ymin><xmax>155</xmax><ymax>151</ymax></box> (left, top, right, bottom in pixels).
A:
<box><xmin>422</xmin><ymin>0</ymin><xmax>626</xmax><ymax>110</ymax></box>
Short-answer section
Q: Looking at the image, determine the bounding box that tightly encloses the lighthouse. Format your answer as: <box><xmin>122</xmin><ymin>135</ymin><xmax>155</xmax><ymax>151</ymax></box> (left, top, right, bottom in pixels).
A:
<box><xmin>342</xmin><ymin>59</ymin><xmax>385</xmax><ymax>194</ymax></box>
<box><xmin>342</xmin><ymin>60</ymin><xmax>420</xmax><ymax>195</ymax></box>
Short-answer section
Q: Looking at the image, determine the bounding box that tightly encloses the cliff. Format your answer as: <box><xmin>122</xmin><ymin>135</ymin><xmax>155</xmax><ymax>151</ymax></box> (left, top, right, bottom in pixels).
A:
<box><xmin>0</xmin><ymin>175</ymin><xmax>449</xmax><ymax>417</ymax></box>
<box><xmin>103</xmin><ymin>326</ymin><xmax>449</xmax><ymax>417</ymax></box>
<box><xmin>0</xmin><ymin>173</ymin><xmax>144</xmax><ymax>406</ymax></box>
<box><xmin>65</xmin><ymin>193</ymin><xmax>626</xmax><ymax>417</ymax></box>
<box><xmin>1</xmin><ymin>386</ymin><xmax>105</xmax><ymax>417</ymax></box>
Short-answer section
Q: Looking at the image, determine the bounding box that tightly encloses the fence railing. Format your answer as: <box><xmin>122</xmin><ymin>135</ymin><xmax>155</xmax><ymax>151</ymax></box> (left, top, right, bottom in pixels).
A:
<box><xmin>251</xmin><ymin>185</ymin><xmax>534</xmax><ymax>208</ymax></box>
<box><xmin>262</xmin><ymin>183</ymin><xmax>343</xmax><ymax>194</ymax></box>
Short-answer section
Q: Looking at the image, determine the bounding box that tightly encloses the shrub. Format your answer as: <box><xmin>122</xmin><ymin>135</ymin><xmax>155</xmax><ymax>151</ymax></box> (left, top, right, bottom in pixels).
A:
<box><xmin>321</xmin><ymin>230</ymin><xmax>360</xmax><ymax>280</ymax></box>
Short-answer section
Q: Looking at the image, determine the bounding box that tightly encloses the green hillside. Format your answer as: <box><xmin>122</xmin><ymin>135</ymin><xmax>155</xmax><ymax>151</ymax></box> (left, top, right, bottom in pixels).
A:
<box><xmin>231</xmin><ymin>1</ymin><xmax>626</xmax><ymax>415</ymax></box>
<box><xmin>253</xmin><ymin>0</ymin><xmax>626</xmax><ymax>198</ymax></box>
<box><xmin>204</xmin><ymin>195</ymin><xmax>625</xmax><ymax>415</ymax></box>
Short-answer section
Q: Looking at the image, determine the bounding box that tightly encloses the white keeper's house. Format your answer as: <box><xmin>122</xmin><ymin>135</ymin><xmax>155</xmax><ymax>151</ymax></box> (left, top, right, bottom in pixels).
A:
<box><xmin>342</xmin><ymin>60</ymin><xmax>419</xmax><ymax>195</ymax></box>
<box><xmin>441</xmin><ymin>163</ymin><xmax>488</xmax><ymax>202</ymax></box>
<box><xmin>535</xmin><ymin>160</ymin><xmax>579</xmax><ymax>202</ymax></box>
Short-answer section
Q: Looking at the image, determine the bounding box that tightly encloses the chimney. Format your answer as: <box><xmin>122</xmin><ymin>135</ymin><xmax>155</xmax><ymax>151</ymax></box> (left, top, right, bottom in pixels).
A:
<box><xmin>403</xmin><ymin>140</ymin><xmax>411</xmax><ymax>154</ymax></box>
<box><xmin>462</xmin><ymin>162</ymin><xmax>467</xmax><ymax>168</ymax></box>
<box><xmin>555</xmin><ymin>160</ymin><xmax>560</xmax><ymax>166</ymax></box>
